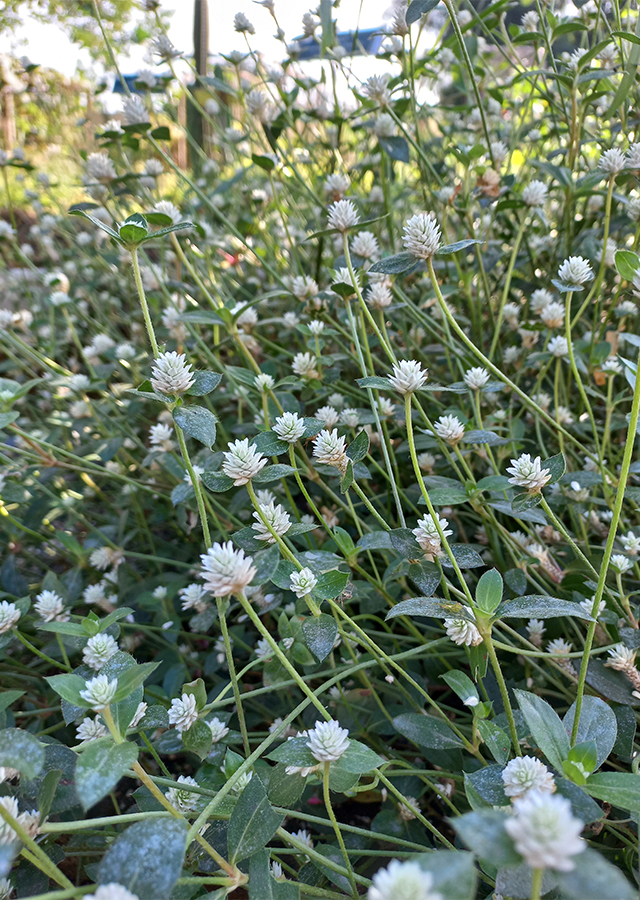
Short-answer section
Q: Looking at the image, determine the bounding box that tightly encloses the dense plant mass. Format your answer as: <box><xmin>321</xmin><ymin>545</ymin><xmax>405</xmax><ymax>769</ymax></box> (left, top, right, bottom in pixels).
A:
<box><xmin>3</xmin><ymin>0</ymin><xmax>640</xmax><ymax>898</ymax></box>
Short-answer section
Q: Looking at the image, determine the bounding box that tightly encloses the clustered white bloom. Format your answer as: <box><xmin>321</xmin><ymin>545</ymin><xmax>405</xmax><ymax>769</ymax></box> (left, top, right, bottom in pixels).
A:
<box><xmin>82</xmin><ymin>633</ymin><xmax>119</xmax><ymax>671</ymax></box>
<box><xmin>273</xmin><ymin>411</ymin><xmax>306</xmax><ymax>443</ymax></box>
<box><xmin>327</xmin><ymin>199</ymin><xmax>360</xmax><ymax>232</ymax></box>
<box><xmin>522</xmin><ymin>180</ymin><xmax>548</xmax><ymax>207</ymax></box>
<box><xmin>463</xmin><ymin>366</ymin><xmax>490</xmax><ymax>389</ymax></box>
<box><xmin>167</xmin><ymin>692</ymin><xmax>199</xmax><ymax>733</ymax></box>
<box><xmin>208</xmin><ymin>717</ymin><xmax>230</xmax><ymax>743</ymax></box>
<box><xmin>166</xmin><ymin>775</ymin><xmax>199</xmax><ymax>812</ymax></box>
<box><xmin>307</xmin><ymin>719</ymin><xmax>350</xmax><ymax>762</ymax></box>
<box><xmin>368</xmin><ymin>860</ymin><xmax>443</xmax><ymax>900</ymax></box>
<box><xmin>312</xmin><ymin>429</ymin><xmax>349</xmax><ymax>472</ymax></box>
<box><xmin>150</xmin><ymin>351</ymin><xmax>195</xmax><ymax>396</ymax></box>
<box><xmin>290</xmin><ymin>567</ymin><xmax>318</xmax><ymax>597</ymax></box>
<box><xmin>402</xmin><ymin>213</ymin><xmax>442</xmax><ymax>259</ymax></box>
<box><xmin>557</xmin><ymin>256</ymin><xmax>593</xmax><ymax>287</ymax></box>
<box><xmin>80</xmin><ymin>674</ymin><xmax>118</xmax><ymax>710</ymax></box>
<box><xmin>82</xmin><ymin>884</ymin><xmax>140</xmax><ymax>900</ymax></box>
<box><xmin>387</xmin><ymin>359</ymin><xmax>428</xmax><ymax>394</ymax></box>
<box><xmin>443</xmin><ymin>616</ymin><xmax>483</xmax><ymax>646</ymax></box>
<box><xmin>434</xmin><ymin>414</ymin><xmax>465</xmax><ymax>445</ymax></box>
<box><xmin>76</xmin><ymin>716</ymin><xmax>108</xmax><ymax>743</ymax></box>
<box><xmin>222</xmin><ymin>438</ymin><xmax>268</xmax><ymax>485</ymax></box>
<box><xmin>252</xmin><ymin>500</ymin><xmax>291</xmax><ymax>543</ymax></box>
<box><xmin>412</xmin><ymin>513</ymin><xmax>452</xmax><ymax>557</ymax></box>
<box><xmin>504</xmin><ymin>791</ymin><xmax>585</xmax><ymax>871</ymax></box>
<box><xmin>0</xmin><ymin>796</ymin><xmax>41</xmax><ymax>844</ymax></box>
<box><xmin>200</xmin><ymin>542</ymin><xmax>256</xmax><ymax>596</ymax></box>
<box><xmin>34</xmin><ymin>589</ymin><xmax>68</xmax><ymax>622</ymax></box>
<box><xmin>502</xmin><ymin>756</ymin><xmax>556</xmax><ymax>799</ymax></box>
<box><xmin>506</xmin><ymin>453</ymin><xmax>551</xmax><ymax>492</ymax></box>
<box><xmin>598</xmin><ymin>147</ymin><xmax>626</xmax><ymax>175</ymax></box>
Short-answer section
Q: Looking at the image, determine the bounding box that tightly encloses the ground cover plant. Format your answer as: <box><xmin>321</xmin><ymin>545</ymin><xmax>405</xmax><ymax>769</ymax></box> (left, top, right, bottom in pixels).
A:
<box><xmin>2</xmin><ymin>0</ymin><xmax>640</xmax><ymax>897</ymax></box>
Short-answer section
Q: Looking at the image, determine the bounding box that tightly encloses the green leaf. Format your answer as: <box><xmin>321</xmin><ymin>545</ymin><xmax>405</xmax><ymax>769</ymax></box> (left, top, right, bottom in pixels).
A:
<box><xmin>141</xmin><ymin>222</ymin><xmax>193</xmax><ymax>241</ymax></box>
<box><xmin>340</xmin><ymin>460</ymin><xmax>354</xmax><ymax>494</ymax></box>
<box><xmin>187</xmin><ymin>371</ymin><xmax>223</xmax><ymax>396</ymax></box>
<box><xmin>475</xmin><ymin>568</ymin><xmax>503</xmax><ymax>614</ymax></box>
<box><xmin>69</xmin><ymin>208</ymin><xmax>122</xmax><ymax>242</ymax></box>
<box><xmin>182</xmin><ymin>719</ymin><xmax>213</xmax><ymax>759</ymax></box>
<box><xmin>379</xmin><ymin>135</ymin><xmax>410</xmax><ymax>162</ymax></box>
<box><xmin>511</xmin><ymin>491</ymin><xmax>542</xmax><ymax>512</ymax></box>
<box><xmin>227</xmin><ymin>774</ymin><xmax>285</xmax><ymax>863</ymax></box>
<box><xmin>150</xmin><ymin>125</ymin><xmax>171</xmax><ymax>140</ymax></box>
<box><xmin>314</xmin><ymin>570</ymin><xmax>349</xmax><ymax>601</ymax></box>
<box><xmin>0</xmin><ymin>728</ymin><xmax>45</xmax><ymax>779</ymax></box>
<box><xmin>118</xmin><ymin>212</ymin><xmax>149</xmax><ymax>244</ymax></box>
<box><xmin>389</xmin><ymin>527</ymin><xmax>421</xmax><ymax>557</ymax></box>
<box><xmin>266</xmin><ymin>736</ymin><xmax>316</xmax><ymax>768</ymax></box>
<box><xmin>556</xmin><ymin>847</ymin><xmax>635</xmax><ymax>899</ymax></box>
<box><xmin>356</xmin><ymin>376</ymin><xmax>391</xmax><ymax>389</ymax></box>
<box><xmin>386</xmin><ymin>597</ymin><xmax>472</xmax><ymax>621</ymax></box>
<box><xmin>514</xmin><ymin>689</ymin><xmax>570</xmax><ymax>771</ymax></box>
<box><xmin>478</xmin><ymin>720</ymin><xmax>511</xmax><ymax>764</ymax></box>
<box><xmin>440</xmin><ymin>670</ymin><xmax>479</xmax><ymax>706</ymax></box>
<box><xmin>412</xmin><ymin>850</ymin><xmax>478</xmax><ymax>900</ymax></box>
<box><xmin>393</xmin><ymin>712</ymin><xmax>465</xmax><ymax>749</ymax></box>
<box><xmin>252</xmin><ymin>153</ymin><xmax>276</xmax><ymax>171</ymax></box>
<box><xmin>46</xmin><ymin>673</ymin><xmax>91</xmax><ymax>708</ymax></box>
<box><xmin>252</xmin><ymin>464</ymin><xmax>296</xmax><ymax>483</ymax></box>
<box><xmin>615</xmin><ymin>249</ymin><xmax>640</xmax><ymax>281</ymax></box>
<box><xmin>496</xmin><ymin>596</ymin><xmax>592</xmax><ymax>620</ymax></box>
<box><xmin>346</xmin><ymin>429</ymin><xmax>370</xmax><ymax>464</ymax></box>
<box><xmin>302</xmin><ymin>614</ymin><xmax>338</xmax><ymax>662</ymax></box>
<box><xmin>453</xmin><ymin>809</ymin><xmax>520</xmax><ymax>866</ymax></box>
<box><xmin>112</xmin><ymin>661</ymin><xmax>160</xmax><ymax>703</ymax></box>
<box><xmin>542</xmin><ymin>451</ymin><xmax>566</xmax><ymax>484</ymax></box>
<box><xmin>562</xmin><ymin>741</ymin><xmax>598</xmax><ymax>784</ymax></box>
<box><xmin>368</xmin><ymin>252</ymin><xmax>418</xmax><ymax>275</ymax></box>
<box><xmin>438</xmin><ymin>239</ymin><xmax>479</xmax><ymax>254</ymax></box>
<box><xmin>441</xmin><ymin>544</ymin><xmax>485</xmax><ymax>569</ymax></box>
<box><xmin>252</xmin><ymin>431</ymin><xmax>289</xmax><ymax>456</ymax></box>
<box><xmin>0</xmin><ymin>690</ymin><xmax>25</xmax><ymax>712</ymax></box>
<box><xmin>76</xmin><ymin>740</ymin><xmax>139</xmax><ymax>810</ymax></box>
<box><xmin>249</xmin><ymin>850</ymin><xmax>276</xmax><ymax>900</ymax></box>
<box><xmin>202</xmin><ymin>471</ymin><xmax>234</xmax><ymax>492</ymax></box>
<box><xmin>173</xmin><ymin>406</ymin><xmax>217</xmax><ymax>449</ymax></box>
<box><xmin>98</xmin><ymin>818</ymin><xmax>188</xmax><ymax>900</ymax></box>
<box><xmin>339</xmin><ymin>740</ymin><xmax>384</xmax><ymax>774</ymax></box>
<box><xmin>407</xmin><ymin>0</ymin><xmax>440</xmax><ymax>25</ymax></box>
<box><xmin>585</xmin><ymin>771</ymin><xmax>640</xmax><ymax>811</ymax></box>
<box><xmin>0</xmin><ymin>411</ymin><xmax>18</xmax><ymax>430</ymax></box>
<box><xmin>460</xmin><ymin>429</ymin><xmax>509</xmax><ymax>445</ymax></box>
<box><xmin>563</xmin><ymin>696</ymin><xmax>617</xmax><ymax>770</ymax></box>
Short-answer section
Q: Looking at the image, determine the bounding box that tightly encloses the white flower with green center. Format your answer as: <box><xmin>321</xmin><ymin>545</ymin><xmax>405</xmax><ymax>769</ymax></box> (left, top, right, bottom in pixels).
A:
<box><xmin>506</xmin><ymin>453</ymin><xmax>551</xmax><ymax>492</ymax></box>
<box><xmin>221</xmin><ymin>438</ymin><xmax>267</xmax><ymax>485</ymax></box>
<box><xmin>252</xmin><ymin>501</ymin><xmax>291</xmax><ymax>544</ymax></box>
<box><xmin>434</xmin><ymin>414</ymin><xmax>465</xmax><ymax>445</ymax></box>
<box><xmin>307</xmin><ymin>720</ymin><xmax>350</xmax><ymax>762</ymax></box>
<box><xmin>290</xmin><ymin>567</ymin><xmax>318</xmax><ymax>598</ymax></box>
<box><xmin>80</xmin><ymin>674</ymin><xmax>118</xmax><ymax>710</ymax></box>
<box><xmin>150</xmin><ymin>351</ymin><xmax>195</xmax><ymax>396</ymax></box>
<box><xmin>387</xmin><ymin>359</ymin><xmax>428</xmax><ymax>395</ymax></box>
<box><xmin>255</xmin><ymin>374</ymin><xmax>274</xmax><ymax>394</ymax></box>
<box><xmin>166</xmin><ymin>775</ymin><xmax>199</xmax><ymax>813</ymax></box>
<box><xmin>443</xmin><ymin>617</ymin><xmax>482</xmax><ymax>647</ymax></box>
<box><xmin>273</xmin><ymin>411</ymin><xmax>306</xmax><ymax>443</ymax></box>
<box><xmin>76</xmin><ymin>716</ymin><xmax>108</xmax><ymax>743</ymax></box>
<box><xmin>168</xmin><ymin>692</ymin><xmax>198</xmax><ymax>734</ymax></box>
<box><xmin>207</xmin><ymin>717</ymin><xmax>230</xmax><ymax>743</ymax></box>
<box><xmin>412</xmin><ymin>513</ymin><xmax>452</xmax><ymax>557</ymax></box>
<box><xmin>312</xmin><ymin>429</ymin><xmax>348</xmax><ymax>472</ymax></box>
<box><xmin>502</xmin><ymin>756</ymin><xmax>556</xmax><ymax>799</ymax></box>
<box><xmin>82</xmin><ymin>633</ymin><xmax>119</xmax><ymax>671</ymax></box>
<box><xmin>505</xmin><ymin>791</ymin><xmax>585</xmax><ymax>871</ymax></box>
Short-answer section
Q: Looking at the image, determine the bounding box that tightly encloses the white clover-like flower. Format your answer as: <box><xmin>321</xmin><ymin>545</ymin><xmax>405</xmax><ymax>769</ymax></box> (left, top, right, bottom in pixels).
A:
<box><xmin>548</xmin><ymin>335</ymin><xmax>570</xmax><ymax>358</ymax></box>
<box><xmin>317</xmin><ymin>405</ymin><xmax>340</xmax><ymax>428</ymax></box>
<box><xmin>179</xmin><ymin>583</ymin><xmax>208</xmax><ymax>612</ymax></box>
<box><xmin>557</xmin><ymin>256</ymin><xmax>593</xmax><ymax>287</ymax></box>
<box><xmin>80</xmin><ymin>674</ymin><xmax>118</xmax><ymax>710</ymax></box>
<box><xmin>580</xmin><ymin>595</ymin><xmax>605</xmax><ymax>618</ymax></box>
<box><xmin>601</xmin><ymin>357</ymin><xmax>622</xmax><ymax>374</ymax></box>
<box><xmin>34</xmin><ymin>590</ymin><xmax>68</xmax><ymax>623</ymax></box>
<box><xmin>530</xmin><ymin>288</ymin><xmax>554</xmax><ymax>313</ymax></box>
<box><xmin>368</xmin><ymin>860</ymin><xmax>443</xmax><ymax>900</ymax></box>
<box><xmin>434</xmin><ymin>414</ymin><xmax>465</xmax><ymax>445</ymax></box>
<box><xmin>82</xmin><ymin>633</ymin><xmax>119</xmax><ymax>671</ymax></box>
<box><xmin>222</xmin><ymin>438</ymin><xmax>267</xmax><ymax>485</ymax></box>
<box><xmin>547</xmin><ymin>637</ymin><xmax>572</xmax><ymax>656</ymax></box>
<box><xmin>82</xmin><ymin>884</ymin><xmax>140</xmax><ymax>900</ymax></box>
<box><xmin>620</xmin><ymin>531</ymin><xmax>640</xmax><ymax>555</ymax></box>
<box><xmin>324</xmin><ymin>172</ymin><xmax>349</xmax><ymax>196</ymax></box>
<box><xmin>273</xmin><ymin>411</ymin><xmax>306</xmax><ymax>443</ymax></box>
<box><xmin>312</xmin><ymin>429</ymin><xmax>348</xmax><ymax>472</ymax></box>
<box><xmin>527</xmin><ymin>619</ymin><xmax>546</xmax><ymax>646</ymax></box>
<box><xmin>443</xmin><ymin>617</ymin><xmax>483</xmax><ymax>647</ymax></box>
<box><xmin>149</xmin><ymin>422</ymin><xmax>174</xmax><ymax>451</ymax></box>
<box><xmin>521</xmin><ymin>9</ymin><xmax>539</xmax><ymax>30</ymax></box>
<box><xmin>351</xmin><ymin>230</ymin><xmax>379</xmax><ymax>260</ymax></box>
<box><xmin>606</xmin><ymin>643</ymin><xmax>636</xmax><ymax>671</ymax></box>
<box><xmin>367</xmin><ymin>282</ymin><xmax>393</xmax><ymax>308</ymax></box>
<box><xmin>402</xmin><ymin>213</ymin><xmax>442</xmax><ymax>259</ymax></box>
<box><xmin>292</xmin><ymin>351</ymin><xmax>319</xmax><ymax>379</ymax></box>
<box><xmin>327</xmin><ymin>199</ymin><xmax>360</xmax><ymax>232</ymax></box>
<box><xmin>506</xmin><ymin>454</ymin><xmax>551</xmax><ymax>492</ymax></box>
<box><xmin>290</xmin><ymin>567</ymin><xmax>318</xmax><ymax>598</ymax></box>
<box><xmin>412</xmin><ymin>513</ymin><xmax>452</xmax><ymax>557</ymax></box>
<box><xmin>627</xmin><ymin>143</ymin><xmax>640</xmax><ymax>169</ymax></box>
<box><xmin>252</xmin><ymin>501</ymin><xmax>291</xmax><ymax>543</ymax></box>
<box><xmin>539</xmin><ymin>301</ymin><xmax>564</xmax><ymax>329</ymax></box>
<box><xmin>153</xmin><ymin>34</ymin><xmax>180</xmax><ymax>59</ymax></box>
<box><xmin>599</xmin><ymin>147</ymin><xmax>626</xmax><ymax>175</ymax></box>
<box><xmin>0</xmin><ymin>878</ymin><xmax>12</xmax><ymax>900</ymax></box>
<box><xmin>0</xmin><ymin>601</ymin><xmax>21</xmax><ymax>635</ymax></box>
<box><xmin>200</xmin><ymin>542</ymin><xmax>256</xmax><ymax>597</ymax></box>
<box><xmin>89</xmin><ymin>547</ymin><xmax>124</xmax><ymax>571</ymax></box>
<box><xmin>86</xmin><ymin>152</ymin><xmax>116</xmax><ymax>183</ymax></box>
<box><xmin>340</xmin><ymin>408</ymin><xmax>360</xmax><ymax>428</ymax></box>
<box><xmin>122</xmin><ymin>95</ymin><xmax>149</xmax><ymax>126</ymax></box>
<box><xmin>363</xmin><ymin>74</ymin><xmax>391</xmax><ymax>106</ymax></box>
<box><xmin>307</xmin><ymin>719</ymin><xmax>350</xmax><ymax>762</ymax></box>
<box><xmin>168</xmin><ymin>693</ymin><xmax>198</xmax><ymax>734</ymax></box>
<box><xmin>463</xmin><ymin>366</ymin><xmax>490</xmax><ymax>389</ymax></box>
<box><xmin>233</xmin><ymin>11</ymin><xmax>255</xmax><ymax>33</ymax></box>
<box><xmin>387</xmin><ymin>359</ymin><xmax>428</xmax><ymax>395</ymax></box>
<box><xmin>246</xmin><ymin>88</ymin><xmax>277</xmax><ymax>124</ymax></box>
<box><xmin>611</xmin><ymin>553</ymin><xmax>633</xmax><ymax>573</ymax></box>
<box><xmin>76</xmin><ymin>716</ymin><xmax>108</xmax><ymax>743</ymax></box>
<box><xmin>129</xmin><ymin>702</ymin><xmax>147</xmax><ymax>729</ymax></box>
<box><xmin>208</xmin><ymin>717</ymin><xmax>230</xmax><ymax>743</ymax></box>
<box><xmin>308</xmin><ymin>320</ymin><xmax>325</xmax><ymax>336</ymax></box>
<box><xmin>291</xmin><ymin>275</ymin><xmax>319</xmax><ymax>300</ymax></box>
<box><xmin>255</xmin><ymin>638</ymin><xmax>272</xmax><ymax>659</ymax></box>
<box><xmin>166</xmin><ymin>775</ymin><xmax>199</xmax><ymax>813</ymax></box>
<box><xmin>68</xmin><ymin>373</ymin><xmax>90</xmax><ymax>393</ymax></box>
<box><xmin>153</xmin><ymin>200</ymin><xmax>181</xmax><ymax>225</ymax></box>
<box><xmin>502</xmin><ymin>756</ymin><xmax>556</xmax><ymax>800</ymax></box>
<box><xmin>505</xmin><ymin>791</ymin><xmax>585</xmax><ymax>871</ymax></box>
<box><xmin>150</xmin><ymin>351</ymin><xmax>195</xmax><ymax>396</ymax></box>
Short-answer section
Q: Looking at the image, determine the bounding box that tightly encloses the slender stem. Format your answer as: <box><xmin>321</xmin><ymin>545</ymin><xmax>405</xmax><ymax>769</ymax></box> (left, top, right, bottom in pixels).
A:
<box><xmin>489</xmin><ymin>217</ymin><xmax>526</xmax><ymax>360</ymax></box>
<box><xmin>175</xmin><ymin>424</ymin><xmax>210</xmax><ymax>546</ymax></box>
<box><xmin>323</xmin><ymin>761</ymin><xmax>359</xmax><ymax>899</ymax></box>
<box><xmin>216</xmin><ymin>596</ymin><xmax>251</xmax><ymax>756</ymax></box>
<box><xmin>130</xmin><ymin>246</ymin><xmax>159</xmax><ymax>357</ymax></box>
<box><xmin>530</xmin><ymin>867</ymin><xmax>544</xmax><ymax>900</ymax></box>
<box><xmin>481</xmin><ymin>625</ymin><xmax>522</xmax><ymax>756</ymax></box>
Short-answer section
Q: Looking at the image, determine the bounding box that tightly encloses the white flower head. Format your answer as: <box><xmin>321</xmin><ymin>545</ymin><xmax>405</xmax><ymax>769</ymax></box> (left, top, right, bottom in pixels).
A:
<box><xmin>179</xmin><ymin>582</ymin><xmax>208</xmax><ymax>612</ymax></box>
<box><xmin>153</xmin><ymin>200</ymin><xmax>181</xmax><ymax>225</ymax></box>
<box><xmin>76</xmin><ymin>716</ymin><xmax>108</xmax><ymax>743</ymax></box>
<box><xmin>273</xmin><ymin>411</ymin><xmax>306</xmax><ymax>443</ymax></box>
<box><xmin>208</xmin><ymin>717</ymin><xmax>230</xmax><ymax>743</ymax></box>
<box><xmin>122</xmin><ymin>95</ymin><xmax>149</xmax><ymax>126</ymax></box>
<box><xmin>502</xmin><ymin>756</ymin><xmax>556</xmax><ymax>799</ymax></box>
<box><xmin>599</xmin><ymin>147</ymin><xmax>626</xmax><ymax>175</ymax></box>
<box><xmin>34</xmin><ymin>590</ymin><xmax>68</xmax><ymax>622</ymax></box>
<box><xmin>387</xmin><ymin>359</ymin><xmax>428</xmax><ymax>394</ymax></box>
<box><xmin>412</xmin><ymin>513</ymin><xmax>452</xmax><ymax>557</ymax></box>
<box><xmin>363</xmin><ymin>74</ymin><xmax>392</xmax><ymax>106</ymax></box>
<box><xmin>312</xmin><ymin>429</ymin><xmax>348</xmax><ymax>472</ymax></box>
<box><xmin>290</xmin><ymin>567</ymin><xmax>318</xmax><ymax>598</ymax></box>
<box><xmin>434</xmin><ymin>414</ymin><xmax>465</xmax><ymax>445</ymax></box>
<box><xmin>150</xmin><ymin>351</ymin><xmax>195</xmax><ymax>396</ymax></box>
<box><xmin>222</xmin><ymin>438</ymin><xmax>267</xmax><ymax>485</ymax></box>
<box><xmin>86</xmin><ymin>152</ymin><xmax>116</xmax><ymax>183</ymax></box>
<box><xmin>443</xmin><ymin>616</ymin><xmax>483</xmax><ymax>646</ymax></box>
<box><xmin>522</xmin><ymin>180</ymin><xmax>548</xmax><ymax>207</ymax></box>
<box><xmin>82</xmin><ymin>633</ymin><xmax>119</xmax><ymax>671</ymax></box>
<box><xmin>80</xmin><ymin>674</ymin><xmax>118</xmax><ymax>710</ymax></box>
<box><xmin>626</xmin><ymin>143</ymin><xmax>640</xmax><ymax>169</ymax></box>
<box><xmin>292</xmin><ymin>351</ymin><xmax>318</xmax><ymax>379</ymax></box>
<box><xmin>327</xmin><ymin>199</ymin><xmax>360</xmax><ymax>232</ymax></box>
<box><xmin>463</xmin><ymin>366</ymin><xmax>490</xmax><ymax>389</ymax></box>
<box><xmin>82</xmin><ymin>884</ymin><xmax>140</xmax><ymax>900</ymax></box>
<box><xmin>307</xmin><ymin>719</ymin><xmax>350</xmax><ymax>762</ymax></box>
<box><xmin>166</xmin><ymin>775</ymin><xmax>199</xmax><ymax>813</ymax></box>
<box><xmin>168</xmin><ymin>692</ymin><xmax>198</xmax><ymax>733</ymax></box>
<box><xmin>540</xmin><ymin>301</ymin><xmax>564</xmax><ymax>329</ymax></box>
<box><xmin>611</xmin><ymin>553</ymin><xmax>633</xmax><ymax>573</ymax></box>
<box><xmin>252</xmin><ymin>501</ymin><xmax>291</xmax><ymax>543</ymax></box>
<box><xmin>548</xmin><ymin>335</ymin><xmax>570</xmax><ymax>358</ymax></box>
<box><xmin>620</xmin><ymin>531</ymin><xmax>640</xmax><ymax>556</ymax></box>
<box><xmin>351</xmin><ymin>230</ymin><xmax>379</xmax><ymax>260</ymax></box>
<box><xmin>367</xmin><ymin>282</ymin><xmax>393</xmax><ymax>308</ymax></box>
<box><xmin>233</xmin><ymin>11</ymin><xmax>255</xmax><ymax>33</ymax></box>
<box><xmin>606</xmin><ymin>643</ymin><xmax>636</xmax><ymax>670</ymax></box>
<box><xmin>505</xmin><ymin>791</ymin><xmax>585</xmax><ymax>871</ymax></box>
<box><xmin>557</xmin><ymin>256</ymin><xmax>593</xmax><ymax>287</ymax></box>
<box><xmin>402</xmin><ymin>213</ymin><xmax>442</xmax><ymax>259</ymax></box>
<box><xmin>317</xmin><ymin>405</ymin><xmax>340</xmax><ymax>428</ymax></box>
<box><xmin>368</xmin><ymin>860</ymin><xmax>443</xmax><ymax>900</ymax></box>
<box><xmin>506</xmin><ymin>454</ymin><xmax>551</xmax><ymax>492</ymax></box>
<box><xmin>200</xmin><ymin>542</ymin><xmax>256</xmax><ymax>596</ymax></box>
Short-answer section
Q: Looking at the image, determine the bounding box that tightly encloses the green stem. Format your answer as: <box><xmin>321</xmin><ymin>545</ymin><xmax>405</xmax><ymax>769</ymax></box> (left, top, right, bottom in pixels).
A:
<box><xmin>482</xmin><ymin>625</ymin><xmax>522</xmax><ymax>756</ymax></box>
<box><xmin>530</xmin><ymin>867</ymin><xmax>544</xmax><ymax>900</ymax></box>
<box><xmin>130</xmin><ymin>246</ymin><xmax>159</xmax><ymax>357</ymax></box>
<box><xmin>175</xmin><ymin>424</ymin><xmax>210</xmax><ymax>546</ymax></box>
<box><xmin>323</xmin><ymin>761</ymin><xmax>359</xmax><ymax>898</ymax></box>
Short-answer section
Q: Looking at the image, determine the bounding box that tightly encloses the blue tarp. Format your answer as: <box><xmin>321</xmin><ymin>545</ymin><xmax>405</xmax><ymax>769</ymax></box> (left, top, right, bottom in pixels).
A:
<box><xmin>293</xmin><ymin>28</ymin><xmax>384</xmax><ymax>60</ymax></box>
